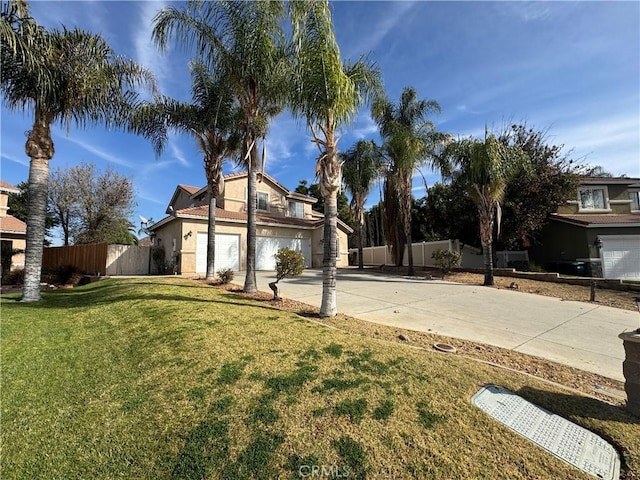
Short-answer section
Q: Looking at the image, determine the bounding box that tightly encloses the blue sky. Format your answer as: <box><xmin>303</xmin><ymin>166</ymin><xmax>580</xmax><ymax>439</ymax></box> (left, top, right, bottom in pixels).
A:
<box><xmin>1</xmin><ymin>1</ymin><xmax>639</xmax><ymax>244</ymax></box>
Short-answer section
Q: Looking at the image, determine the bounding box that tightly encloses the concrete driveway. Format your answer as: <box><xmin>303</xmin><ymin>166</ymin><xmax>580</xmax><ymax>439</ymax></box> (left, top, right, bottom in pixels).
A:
<box><xmin>255</xmin><ymin>268</ymin><xmax>639</xmax><ymax>381</ymax></box>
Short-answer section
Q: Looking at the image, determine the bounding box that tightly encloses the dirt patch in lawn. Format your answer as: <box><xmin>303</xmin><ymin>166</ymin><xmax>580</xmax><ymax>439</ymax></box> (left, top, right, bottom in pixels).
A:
<box><xmin>444</xmin><ymin>270</ymin><xmax>639</xmax><ymax>312</ymax></box>
<box><xmin>218</xmin><ymin>281</ymin><xmax>629</xmax><ymax>407</ymax></box>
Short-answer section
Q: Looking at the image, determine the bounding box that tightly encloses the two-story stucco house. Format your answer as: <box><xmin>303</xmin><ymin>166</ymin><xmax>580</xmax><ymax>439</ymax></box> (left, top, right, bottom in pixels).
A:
<box><xmin>0</xmin><ymin>180</ymin><xmax>27</xmax><ymax>276</ymax></box>
<box><xmin>529</xmin><ymin>176</ymin><xmax>640</xmax><ymax>280</ymax></box>
<box><xmin>149</xmin><ymin>172</ymin><xmax>353</xmax><ymax>275</ymax></box>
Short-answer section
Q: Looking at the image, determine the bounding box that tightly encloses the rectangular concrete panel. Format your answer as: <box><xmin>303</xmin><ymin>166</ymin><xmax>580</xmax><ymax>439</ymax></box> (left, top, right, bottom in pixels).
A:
<box><xmin>472</xmin><ymin>385</ymin><xmax>620</xmax><ymax>480</ymax></box>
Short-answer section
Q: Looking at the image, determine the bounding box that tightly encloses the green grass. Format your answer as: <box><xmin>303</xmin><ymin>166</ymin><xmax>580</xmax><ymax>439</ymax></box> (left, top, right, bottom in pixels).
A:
<box><xmin>1</xmin><ymin>277</ymin><xmax>639</xmax><ymax>479</ymax></box>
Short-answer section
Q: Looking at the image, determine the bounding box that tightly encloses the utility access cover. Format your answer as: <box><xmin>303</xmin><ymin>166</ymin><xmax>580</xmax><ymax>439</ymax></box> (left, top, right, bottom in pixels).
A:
<box><xmin>472</xmin><ymin>385</ymin><xmax>620</xmax><ymax>480</ymax></box>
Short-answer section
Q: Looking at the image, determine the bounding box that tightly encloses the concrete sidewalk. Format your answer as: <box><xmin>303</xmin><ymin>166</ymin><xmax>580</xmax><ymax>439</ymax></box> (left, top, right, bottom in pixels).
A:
<box><xmin>255</xmin><ymin>269</ymin><xmax>638</xmax><ymax>381</ymax></box>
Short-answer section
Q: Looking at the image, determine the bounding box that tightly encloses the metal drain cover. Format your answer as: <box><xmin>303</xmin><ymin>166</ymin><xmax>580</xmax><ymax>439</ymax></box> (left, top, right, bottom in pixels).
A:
<box><xmin>472</xmin><ymin>385</ymin><xmax>620</xmax><ymax>480</ymax></box>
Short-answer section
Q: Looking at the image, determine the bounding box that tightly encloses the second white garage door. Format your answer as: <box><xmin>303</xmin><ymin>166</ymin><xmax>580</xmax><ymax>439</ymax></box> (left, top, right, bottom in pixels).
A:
<box><xmin>196</xmin><ymin>232</ymin><xmax>240</xmax><ymax>274</ymax></box>
<box><xmin>599</xmin><ymin>235</ymin><xmax>640</xmax><ymax>280</ymax></box>
<box><xmin>256</xmin><ymin>236</ymin><xmax>311</xmax><ymax>270</ymax></box>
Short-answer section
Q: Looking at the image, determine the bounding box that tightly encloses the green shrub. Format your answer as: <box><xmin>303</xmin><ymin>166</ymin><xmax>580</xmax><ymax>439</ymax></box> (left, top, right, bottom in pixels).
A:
<box><xmin>1</xmin><ymin>268</ymin><xmax>24</xmax><ymax>286</ymax></box>
<box><xmin>275</xmin><ymin>248</ymin><xmax>305</xmax><ymax>280</ymax></box>
<box><xmin>431</xmin><ymin>249</ymin><xmax>462</xmax><ymax>276</ymax></box>
<box><xmin>53</xmin><ymin>264</ymin><xmax>82</xmax><ymax>285</ymax></box>
<box><xmin>269</xmin><ymin>248</ymin><xmax>305</xmax><ymax>299</ymax></box>
<box><xmin>507</xmin><ymin>260</ymin><xmax>527</xmax><ymax>271</ymax></box>
<box><xmin>527</xmin><ymin>262</ymin><xmax>545</xmax><ymax>273</ymax></box>
<box><xmin>151</xmin><ymin>247</ymin><xmax>168</xmax><ymax>274</ymax></box>
<box><xmin>508</xmin><ymin>260</ymin><xmax>544</xmax><ymax>273</ymax></box>
<box><xmin>217</xmin><ymin>268</ymin><xmax>234</xmax><ymax>284</ymax></box>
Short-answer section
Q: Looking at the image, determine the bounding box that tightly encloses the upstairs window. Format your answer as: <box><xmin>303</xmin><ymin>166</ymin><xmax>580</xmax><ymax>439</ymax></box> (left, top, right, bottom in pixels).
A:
<box><xmin>578</xmin><ymin>187</ymin><xmax>608</xmax><ymax>211</ymax></box>
<box><xmin>630</xmin><ymin>191</ymin><xmax>640</xmax><ymax>211</ymax></box>
<box><xmin>288</xmin><ymin>201</ymin><xmax>304</xmax><ymax>218</ymax></box>
<box><xmin>257</xmin><ymin>192</ymin><xmax>269</xmax><ymax>211</ymax></box>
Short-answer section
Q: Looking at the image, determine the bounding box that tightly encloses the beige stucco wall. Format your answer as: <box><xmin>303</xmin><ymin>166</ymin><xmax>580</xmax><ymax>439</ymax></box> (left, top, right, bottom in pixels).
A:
<box><xmin>152</xmin><ymin>218</ymin><xmax>184</xmax><ymax>272</ymax></box>
<box><xmin>311</xmin><ymin>225</ymin><xmax>350</xmax><ymax>269</ymax></box>
<box><xmin>0</xmin><ymin>191</ymin><xmax>26</xmax><ymax>270</ymax></box>
<box><xmin>172</xmin><ymin>189</ymin><xmax>197</xmax><ymax>212</ymax></box>
<box><xmin>153</xmin><ymin>216</ymin><xmax>350</xmax><ymax>275</ymax></box>
<box><xmin>1</xmin><ymin>234</ymin><xmax>25</xmax><ymax>270</ymax></box>
<box><xmin>558</xmin><ymin>184</ymin><xmax>634</xmax><ymax>215</ymax></box>
<box><xmin>222</xmin><ymin>177</ymin><xmax>315</xmax><ymax>219</ymax></box>
<box><xmin>0</xmin><ymin>192</ymin><xmax>9</xmax><ymax>217</ymax></box>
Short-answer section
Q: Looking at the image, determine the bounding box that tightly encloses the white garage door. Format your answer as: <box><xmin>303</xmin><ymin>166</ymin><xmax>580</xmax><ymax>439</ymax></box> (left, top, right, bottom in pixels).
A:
<box><xmin>599</xmin><ymin>235</ymin><xmax>640</xmax><ymax>280</ymax></box>
<box><xmin>256</xmin><ymin>236</ymin><xmax>311</xmax><ymax>270</ymax></box>
<box><xmin>196</xmin><ymin>232</ymin><xmax>240</xmax><ymax>274</ymax></box>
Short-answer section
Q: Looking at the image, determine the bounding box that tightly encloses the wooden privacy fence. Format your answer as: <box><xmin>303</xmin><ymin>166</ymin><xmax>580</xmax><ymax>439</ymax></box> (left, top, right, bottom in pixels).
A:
<box><xmin>42</xmin><ymin>243</ymin><xmax>153</xmax><ymax>276</ymax></box>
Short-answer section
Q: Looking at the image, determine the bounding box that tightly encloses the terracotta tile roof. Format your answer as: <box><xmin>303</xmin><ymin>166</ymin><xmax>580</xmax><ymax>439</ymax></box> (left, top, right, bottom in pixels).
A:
<box><xmin>580</xmin><ymin>176</ymin><xmax>640</xmax><ymax>185</ymax></box>
<box><xmin>0</xmin><ymin>215</ymin><xmax>27</xmax><ymax>234</ymax></box>
<box><xmin>552</xmin><ymin>213</ymin><xmax>640</xmax><ymax>226</ymax></box>
<box><xmin>0</xmin><ymin>180</ymin><xmax>20</xmax><ymax>193</ymax></box>
<box><xmin>178</xmin><ymin>184</ymin><xmax>200</xmax><ymax>195</ymax></box>
<box><xmin>287</xmin><ymin>191</ymin><xmax>318</xmax><ymax>203</ymax></box>
<box><xmin>176</xmin><ymin>205</ymin><xmax>322</xmax><ymax>227</ymax></box>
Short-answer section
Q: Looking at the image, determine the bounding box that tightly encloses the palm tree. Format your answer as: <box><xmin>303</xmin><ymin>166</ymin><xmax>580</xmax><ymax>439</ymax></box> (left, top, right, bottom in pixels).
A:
<box><xmin>131</xmin><ymin>62</ymin><xmax>241</xmax><ymax>280</ymax></box>
<box><xmin>153</xmin><ymin>0</ymin><xmax>288</xmax><ymax>293</ymax></box>
<box><xmin>372</xmin><ymin>87</ymin><xmax>449</xmax><ymax>276</ymax></box>
<box><xmin>442</xmin><ymin>133</ymin><xmax>526</xmax><ymax>285</ymax></box>
<box><xmin>289</xmin><ymin>0</ymin><xmax>382</xmax><ymax>317</ymax></box>
<box><xmin>341</xmin><ymin>140</ymin><xmax>382</xmax><ymax>270</ymax></box>
<box><xmin>1</xmin><ymin>1</ymin><xmax>155</xmax><ymax>301</ymax></box>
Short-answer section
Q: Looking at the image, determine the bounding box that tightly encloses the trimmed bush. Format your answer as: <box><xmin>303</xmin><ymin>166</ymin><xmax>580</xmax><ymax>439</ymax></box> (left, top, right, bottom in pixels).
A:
<box><xmin>431</xmin><ymin>249</ymin><xmax>462</xmax><ymax>276</ymax></box>
<box><xmin>1</xmin><ymin>268</ymin><xmax>24</xmax><ymax>286</ymax></box>
<box><xmin>53</xmin><ymin>264</ymin><xmax>82</xmax><ymax>285</ymax></box>
<box><xmin>269</xmin><ymin>248</ymin><xmax>305</xmax><ymax>299</ymax></box>
<box><xmin>217</xmin><ymin>268</ymin><xmax>234</xmax><ymax>284</ymax></box>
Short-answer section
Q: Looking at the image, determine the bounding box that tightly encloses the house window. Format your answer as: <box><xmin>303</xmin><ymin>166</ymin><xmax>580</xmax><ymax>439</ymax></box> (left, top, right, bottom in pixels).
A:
<box><xmin>579</xmin><ymin>187</ymin><xmax>608</xmax><ymax>211</ymax></box>
<box><xmin>630</xmin><ymin>191</ymin><xmax>640</xmax><ymax>211</ymax></box>
<box><xmin>288</xmin><ymin>201</ymin><xmax>304</xmax><ymax>218</ymax></box>
<box><xmin>257</xmin><ymin>192</ymin><xmax>269</xmax><ymax>211</ymax></box>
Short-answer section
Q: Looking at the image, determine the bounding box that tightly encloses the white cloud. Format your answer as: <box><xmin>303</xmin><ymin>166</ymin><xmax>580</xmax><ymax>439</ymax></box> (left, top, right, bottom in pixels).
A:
<box><xmin>169</xmin><ymin>140</ymin><xmax>190</xmax><ymax>167</ymax></box>
<box><xmin>342</xmin><ymin>2</ymin><xmax>417</xmax><ymax>60</ymax></box>
<box><xmin>133</xmin><ymin>1</ymin><xmax>170</xmax><ymax>94</ymax></box>
<box><xmin>499</xmin><ymin>2</ymin><xmax>554</xmax><ymax>23</ymax></box>
<box><xmin>138</xmin><ymin>192</ymin><xmax>166</xmax><ymax>206</ymax></box>
<box><xmin>57</xmin><ymin>135</ymin><xmax>135</xmax><ymax>169</ymax></box>
<box><xmin>555</xmin><ymin>114</ymin><xmax>640</xmax><ymax>176</ymax></box>
<box><xmin>1</xmin><ymin>153</ymin><xmax>29</xmax><ymax>168</ymax></box>
<box><xmin>346</xmin><ymin>114</ymin><xmax>379</xmax><ymax>141</ymax></box>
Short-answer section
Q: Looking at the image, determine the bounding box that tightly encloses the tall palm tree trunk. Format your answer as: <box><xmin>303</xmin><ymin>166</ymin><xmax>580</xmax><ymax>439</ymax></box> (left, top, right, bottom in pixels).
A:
<box><xmin>321</xmin><ymin>188</ymin><xmax>338</xmax><ymax>317</ymax></box>
<box><xmin>356</xmin><ymin>221</ymin><xmax>364</xmax><ymax>270</ymax></box>
<box><xmin>402</xmin><ymin>176</ymin><xmax>415</xmax><ymax>276</ymax></box>
<box><xmin>479</xmin><ymin>206</ymin><xmax>495</xmax><ymax>286</ymax></box>
<box><xmin>382</xmin><ymin>176</ymin><xmax>404</xmax><ymax>266</ymax></box>
<box><xmin>243</xmin><ymin>140</ymin><xmax>258</xmax><ymax>293</ymax></box>
<box><xmin>482</xmin><ymin>242</ymin><xmax>494</xmax><ymax>286</ymax></box>
<box><xmin>22</xmin><ymin>120</ymin><xmax>54</xmax><ymax>302</ymax></box>
<box><xmin>405</xmin><ymin>229</ymin><xmax>415</xmax><ymax>276</ymax></box>
<box><xmin>206</xmin><ymin>185</ymin><xmax>217</xmax><ymax>281</ymax></box>
<box><xmin>320</xmin><ymin>141</ymin><xmax>340</xmax><ymax>317</ymax></box>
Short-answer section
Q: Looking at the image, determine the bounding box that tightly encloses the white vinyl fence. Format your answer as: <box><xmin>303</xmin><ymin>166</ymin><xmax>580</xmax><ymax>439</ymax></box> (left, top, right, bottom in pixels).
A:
<box><xmin>350</xmin><ymin>241</ymin><xmax>527</xmax><ymax>270</ymax></box>
<box><xmin>106</xmin><ymin>245</ymin><xmax>153</xmax><ymax>275</ymax></box>
<box><xmin>496</xmin><ymin>250</ymin><xmax>529</xmax><ymax>268</ymax></box>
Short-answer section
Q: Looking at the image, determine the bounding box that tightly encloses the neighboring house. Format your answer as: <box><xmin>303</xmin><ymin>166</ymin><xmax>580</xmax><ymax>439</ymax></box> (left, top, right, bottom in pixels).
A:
<box><xmin>0</xmin><ymin>180</ymin><xmax>27</xmax><ymax>275</ymax></box>
<box><xmin>149</xmin><ymin>172</ymin><xmax>353</xmax><ymax>275</ymax></box>
<box><xmin>529</xmin><ymin>176</ymin><xmax>640</xmax><ymax>280</ymax></box>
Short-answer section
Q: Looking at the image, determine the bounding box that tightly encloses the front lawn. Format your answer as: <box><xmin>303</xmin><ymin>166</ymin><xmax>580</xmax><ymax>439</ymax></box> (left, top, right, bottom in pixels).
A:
<box><xmin>1</xmin><ymin>278</ymin><xmax>638</xmax><ymax>479</ymax></box>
